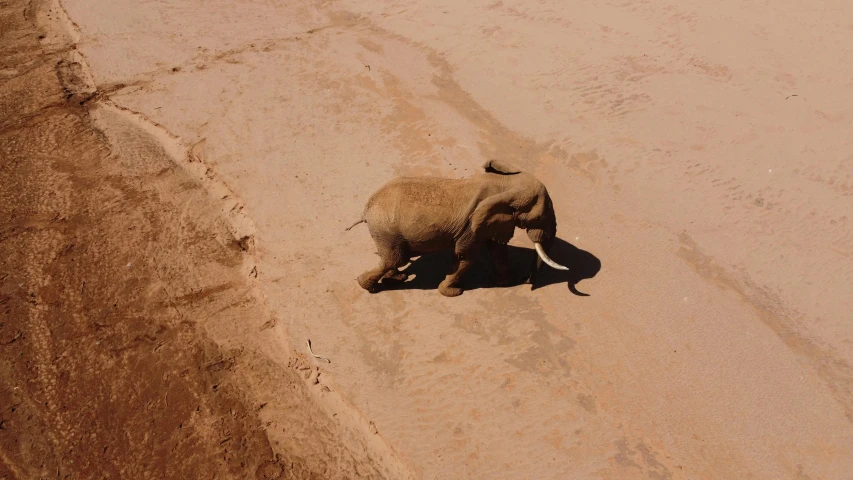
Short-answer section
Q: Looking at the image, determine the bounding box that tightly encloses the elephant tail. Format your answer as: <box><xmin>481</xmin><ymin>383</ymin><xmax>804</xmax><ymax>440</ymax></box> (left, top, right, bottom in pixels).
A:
<box><xmin>345</xmin><ymin>218</ymin><xmax>366</xmax><ymax>231</ymax></box>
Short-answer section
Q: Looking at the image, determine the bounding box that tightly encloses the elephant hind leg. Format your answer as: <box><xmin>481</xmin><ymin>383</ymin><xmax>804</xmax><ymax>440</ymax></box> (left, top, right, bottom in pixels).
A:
<box><xmin>357</xmin><ymin>240</ymin><xmax>409</xmax><ymax>293</ymax></box>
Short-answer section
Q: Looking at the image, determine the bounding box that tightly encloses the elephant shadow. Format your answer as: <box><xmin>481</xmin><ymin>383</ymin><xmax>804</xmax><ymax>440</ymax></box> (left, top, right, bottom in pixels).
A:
<box><xmin>381</xmin><ymin>237</ymin><xmax>601</xmax><ymax>296</ymax></box>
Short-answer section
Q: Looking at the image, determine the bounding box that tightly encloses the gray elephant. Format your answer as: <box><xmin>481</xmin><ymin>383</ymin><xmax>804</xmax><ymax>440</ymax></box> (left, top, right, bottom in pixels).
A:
<box><xmin>346</xmin><ymin>160</ymin><xmax>569</xmax><ymax>297</ymax></box>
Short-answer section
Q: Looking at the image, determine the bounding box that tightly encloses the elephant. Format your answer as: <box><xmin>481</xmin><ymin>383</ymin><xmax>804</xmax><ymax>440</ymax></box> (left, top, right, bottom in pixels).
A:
<box><xmin>345</xmin><ymin>159</ymin><xmax>569</xmax><ymax>297</ymax></box>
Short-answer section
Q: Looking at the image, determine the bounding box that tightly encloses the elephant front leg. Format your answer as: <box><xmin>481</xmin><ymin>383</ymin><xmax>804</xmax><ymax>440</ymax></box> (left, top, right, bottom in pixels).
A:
<box><xmin>486</xmin><ymin>241</ymin><xmax>512</xmax><ymax>287</ymax></box>
<box><xmin>439</xmin><ymin>248</ymin><xmax>476</xmax><ymax>297</ymax></box>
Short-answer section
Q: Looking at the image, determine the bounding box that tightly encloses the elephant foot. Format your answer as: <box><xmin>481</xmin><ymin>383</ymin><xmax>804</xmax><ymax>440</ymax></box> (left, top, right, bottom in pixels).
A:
<box><xmin>382</xmin><ymin>271</ymin><xmax>408</xmax><ymax>283</ymax></box>
<box><xmin>357</xmin><ymin>273</ymin><xmax>380</xmax><ymax>293</ymax></box>
<box><xmin>438</xmin><ymin>281</ymin><xmax>463</xmax><ymax>297</ymax></box>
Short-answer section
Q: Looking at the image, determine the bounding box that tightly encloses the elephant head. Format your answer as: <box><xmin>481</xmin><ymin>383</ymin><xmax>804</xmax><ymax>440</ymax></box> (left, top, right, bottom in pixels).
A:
<box><xmin>475</xmin><ymin>160</ymin><xmax>569</xmax><ymax>274</ymax></box>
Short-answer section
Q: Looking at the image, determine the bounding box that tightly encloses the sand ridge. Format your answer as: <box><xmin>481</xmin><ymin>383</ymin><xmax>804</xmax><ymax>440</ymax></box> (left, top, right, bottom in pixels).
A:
<box><xmin>1</xmin><ymin>0</ymin><xmax>415</xmax><ymax>478</ymax></box>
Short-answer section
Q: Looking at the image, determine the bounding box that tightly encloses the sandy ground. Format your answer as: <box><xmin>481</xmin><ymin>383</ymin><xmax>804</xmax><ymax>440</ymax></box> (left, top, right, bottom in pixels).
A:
<box><xmin>4</xmin><ymin>0</ymin><xmax>853</xmax><ymax>478</ymax></box>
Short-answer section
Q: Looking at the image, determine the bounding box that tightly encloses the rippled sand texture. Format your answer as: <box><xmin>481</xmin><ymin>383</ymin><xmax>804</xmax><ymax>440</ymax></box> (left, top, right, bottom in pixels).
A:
<box><xmin>32</xmin><ymin>0</ymin><xmax>853</xmax><ymax>478</ymax></box>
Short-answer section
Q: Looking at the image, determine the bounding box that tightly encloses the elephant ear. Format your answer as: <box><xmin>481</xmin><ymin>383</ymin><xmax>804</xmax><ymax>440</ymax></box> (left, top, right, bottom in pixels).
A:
<box><xmin>465</xmin><ymin>190</ymin><xmax>518</xmax><ymax>245</ymax></box>
<box><xmin>483</xmin><ymin>159</ymin><xmax>521</xmax><ymax>175</ymax></box>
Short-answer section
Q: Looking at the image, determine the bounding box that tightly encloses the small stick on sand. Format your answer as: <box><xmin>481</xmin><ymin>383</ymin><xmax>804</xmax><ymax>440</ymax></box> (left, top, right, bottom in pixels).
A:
<box><xmin>306</xmin><ymin>338</ymin><xmax>331</xmax><ymax>363</ymax></box>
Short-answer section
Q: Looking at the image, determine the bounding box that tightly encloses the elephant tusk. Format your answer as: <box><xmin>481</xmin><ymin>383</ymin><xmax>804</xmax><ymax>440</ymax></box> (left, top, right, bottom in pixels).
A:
<box><xmin>534</xmin><ymin>242</ymin><xmax>569</xmax><ymax>271</ymax></box>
